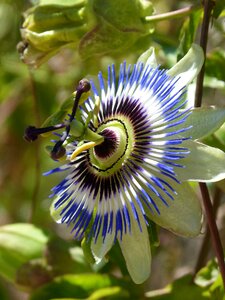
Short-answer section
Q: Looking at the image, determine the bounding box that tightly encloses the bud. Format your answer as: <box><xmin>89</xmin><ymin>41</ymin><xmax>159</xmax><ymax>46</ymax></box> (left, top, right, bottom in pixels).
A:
<box><xmin>19</xmin><ymin>0</ymin><xmax>88</xmax><ymax>67</ymax></box>
<box><xmin>18</xmin><ymin>0</ymin><xmax>155</xmax><ymax>67</ymax></box>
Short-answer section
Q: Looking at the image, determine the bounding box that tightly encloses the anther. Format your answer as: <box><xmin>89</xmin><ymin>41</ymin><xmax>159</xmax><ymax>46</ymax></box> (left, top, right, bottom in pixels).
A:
<box><xmin>77</xmin><ymin>78</ymin><xmax>91</xmax><ymax>94</ymax></box>
<box><xmin>50</xmin><ymin>143</ymin><xmax>66</xmax><ymax>160</ymax></box>
<box><xmin>24</xmin><ymin>124</ymin><xmax>66</xmax><ymax>142</ymax></box>
<box><xmin>58</xmin><ymin>79</ymin><xmax>91</xmax><ymax>148</ymax></box>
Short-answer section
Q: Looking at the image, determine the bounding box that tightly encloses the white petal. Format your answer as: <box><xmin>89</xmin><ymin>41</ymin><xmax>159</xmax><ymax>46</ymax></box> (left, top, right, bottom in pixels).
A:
<box><xmin>147</xmin><ymin>182</ymin><xmax>202</xmax><ymax>237</ymax></box>
<box><xmin>167</xmin><ymin>44</ymin><xmax>204</xmax><ymax>87</ymax></box>
<box><xmin>91</xmin><ymin>232</ymin><xmax>115</xmax><ymax>263</ymax></box>
<box><xmin>177</xmin><ymin>140</ymin><xmax>225</xmax><ymax>182</ymax></box>
<box><xmin>118</xmin><ymin>204</ymin><xmax>151</xmax><ymax>284</ymax></box>
<box><xmin>137</xmin><ymin>47</ymin><xmax>158</xmax><ymax>68</ymax></box>
<box><xmin>173</xmin><ymin>107</ymin><xmax>225</xmax><ymax>140</ymax></box>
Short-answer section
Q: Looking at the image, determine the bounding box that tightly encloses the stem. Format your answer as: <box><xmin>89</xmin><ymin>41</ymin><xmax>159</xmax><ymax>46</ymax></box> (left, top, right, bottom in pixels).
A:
<box><xmin>198</xmin><ymin>184</ymin><xmax>225</xmax><ymax>286</ymax></box>
<box><xmin>194</xmin><ymin>0</ymin><xmax>214</xmax><ymax>108</ymax></box>
<box><xmin>145</xmin><ymin>5</ymin><xmax>201</xmax><ymax>23</ymax></box>
<box><xmin>194</xmin><ymin>0</ymin><xmax>225</xmax><ymax>288</ymax></box>
<box><xmin>194</xmin><ymin>188</ymin><xmax>222</xmax><ymax>274</ymax></box>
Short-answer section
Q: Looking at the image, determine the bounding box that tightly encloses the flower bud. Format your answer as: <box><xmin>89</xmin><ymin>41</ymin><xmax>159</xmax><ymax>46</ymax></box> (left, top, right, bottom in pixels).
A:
<box><xmin>18</xmin><ymin>0</ymin><xmax>155</xmax><ymax>67</ymax></box>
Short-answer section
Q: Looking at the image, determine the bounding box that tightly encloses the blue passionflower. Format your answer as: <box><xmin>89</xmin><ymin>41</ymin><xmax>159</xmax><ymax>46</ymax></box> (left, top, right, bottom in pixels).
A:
<box><xmin>44</xmin><ymin>45</ymin><xmax>225</xmax><ymax>283</ymax></box>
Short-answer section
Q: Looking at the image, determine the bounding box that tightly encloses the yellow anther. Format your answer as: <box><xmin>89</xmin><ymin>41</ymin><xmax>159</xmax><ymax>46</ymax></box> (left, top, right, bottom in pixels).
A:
<box><xmin>70</xmin><ymin>138</ymin><xmax>103</xmax><ymax>161</ymax></box>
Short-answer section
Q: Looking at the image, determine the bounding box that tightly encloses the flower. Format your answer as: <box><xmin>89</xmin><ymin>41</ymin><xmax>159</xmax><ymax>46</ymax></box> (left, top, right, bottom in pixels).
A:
<box><xmin>44</xmin><ymin>45</ymin><xmax>225</xmax><ymax>284</ymax></box>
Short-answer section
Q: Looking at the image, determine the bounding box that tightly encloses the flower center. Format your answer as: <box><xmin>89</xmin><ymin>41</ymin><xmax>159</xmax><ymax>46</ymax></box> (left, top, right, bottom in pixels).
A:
<box><xmin>89</xmin><ymin>118</ymin><xmax>134</xmax><ymax>175</ymax></box>
<box><xmin>94</xmin><ymin>128</ymin><xmax>118</xmax><ymax>159</ymax></box>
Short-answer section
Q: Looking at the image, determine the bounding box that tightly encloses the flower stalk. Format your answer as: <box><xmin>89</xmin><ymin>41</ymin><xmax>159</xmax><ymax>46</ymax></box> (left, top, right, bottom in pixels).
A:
<box><xmin>194</xmin><ymin>0</ymin><xmax>225</xmax><ymax>288</ymax></box>
<box><xmin>194</xmin><ymin>187</ymin><xmax>222</xmax><ymax>274</ymax></box>
<box><xmin>145</xmin><ymin>5</ymin><xmax>201</xmax><ymax>23</ymax></box>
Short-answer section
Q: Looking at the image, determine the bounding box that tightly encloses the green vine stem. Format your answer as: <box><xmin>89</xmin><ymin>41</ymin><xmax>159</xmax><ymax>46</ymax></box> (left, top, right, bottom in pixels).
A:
<box><xmin>194</xmin><ymin>0</ymin><xmax>225</xmax><ymax>288</ymax></box>
<box><xmin>145</xmin><ymin>5</ymin><xmax>201</xmax><ymax>22</ymax></box>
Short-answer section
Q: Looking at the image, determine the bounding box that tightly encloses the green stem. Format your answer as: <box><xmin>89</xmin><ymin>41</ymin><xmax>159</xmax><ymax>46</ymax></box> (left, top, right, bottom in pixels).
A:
<box><xmin>145</xmin><ymin>5</ymin><xmax>201</xmax><ymax>23</ymax></box>
<box><xmin>194</xmin><ymin>0</ymin><xmax>225</xmax><ymax>288</ymax></box>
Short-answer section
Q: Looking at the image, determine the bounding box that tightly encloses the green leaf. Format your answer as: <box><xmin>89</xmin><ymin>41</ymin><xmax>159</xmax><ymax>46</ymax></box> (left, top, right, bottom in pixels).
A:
<box><xmin>177</xmin><ymin>9</ymin><xmax>202</xmax><ymax>60</ymax></box>
<box><xmin>0</xmin><ymin>223</ymin><xmax>48</xmax><ymax>282</ymax></box>
<box><xmin>204</xmin><ymin>76</ymin><xmax>225</xmax><ymax>90</ymax></box>
<box><xmin>0</xmin><ymin>280</ymin><xmax>9</xmax><ymax>300</ymax></box>
<box><xmin>194</xmin><ymin>260</ymin><xmax>225</xmax><ymax>300</ymax></box>
<box><xmin>87</xmin><ymin>286</ymin><xmax>129</xmax><ymax>299</ymax></box>
<box><xmin>147</xmin><ymin>220</ymin><xmax>159</xmax><ymax>247</ymax></box>
<box><xmin>46</xmin><ymin>237</ymin><xmax>90</xmax><ymax>276</ymax></box>
<box><xmin>38</xmin><ymin>0</ymin><xmax>85</xmax><ymax>5</ymax></box>
<box><xmin>195</xmin><ymin>260</ymin><xmax>219</xmax><ymax>287</ymax></box>
<box><xmin>51</xmin><ymin>286</ymin><xmax>130</xmax><ymax>300</ymax></box>
<box><xmin>29</xmin><ymin>273</ymin><xmax>126</xmax><ymax>300</ymax></box>
<box><xmin>213</xmin><ymin>2</ymin><xmax>225</xmax><ymax>19</ymax></box>
<box><xmin>205</xmin><ymin>50</ymin><xmax>225</xmax><ymax>82</ymax></box>
<box><xmin>202</xmin><ymin>135</ymin><xmax>225</xmax><ymax>153</ymax></box>
<box><xmin>145</xmin><ymin>274</ymin><xmax>209</xmax><ymax>300</ymax></box>
<box><xmin>180</xmin><ymin>107</ymin><xmax>225</xmax><ymax>140</ymax></box>
<box><xmin>214</xmin><ymin>123</ymin><xmax>225</xmax><ymax>146</ymax></box>
<box><xmin>50</xmin><ymin>299</ymin><xmax>78</xmax><ymax>300</ymax></box>
<box><xmin>209</xmin><ymin>275</ymin><xmax>225</xmax><ymax>300</ymax></box>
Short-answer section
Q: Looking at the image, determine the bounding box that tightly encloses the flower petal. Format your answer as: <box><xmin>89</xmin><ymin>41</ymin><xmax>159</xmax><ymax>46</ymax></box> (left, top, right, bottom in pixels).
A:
<box><xmin>147</xmin><ymin>182</ymin><xmax>202</xmax><ymax>237</ymax></box>
<box><xmin>118</xmin><ymin>205</ymin><xmax>151</xmax><ymax>284</ymax></box>
<box><xmin>178</xmin><ymin>107</ymin><xmax>225</xmax><ymax>139</ymax></box>
<box><xmin>91</xmin><ymin>231</ymin><xmax>115</xmax><ymax>263</ymax></box>
<box><xmin>137</xmin><ymin>47</ymin><xmax>158</xmax><ymax>68</ymax></box>
<box><xmin>167</xmin><ymin>44</ymin><xmax>204</xmax><ymax>86</ymax></box>
<box><xmin>177</xmin><ymin>140</ymin><xmax>225</xmax><ymax>182</ymax></box>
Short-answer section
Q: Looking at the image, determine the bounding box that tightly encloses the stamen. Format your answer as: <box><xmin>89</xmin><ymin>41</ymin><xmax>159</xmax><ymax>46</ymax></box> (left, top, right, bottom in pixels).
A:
<box><xmin>69</xmin><ymin>79</ymin><xmax>91</xmax><ymax>124</ymax></box>
<box><xmin>51</xmin><ymin>79</ymin><xmax>91</xmax><ymax>157</ymax></box>
<box><xmin>50</xmin><ymin>145</ymin><xmax>66</xmax><ymax>161</ymax></box>
<box><xmin>24</xmin><ymin>124</ymin><xmax>66</xmax><ymax>142</ymax></box>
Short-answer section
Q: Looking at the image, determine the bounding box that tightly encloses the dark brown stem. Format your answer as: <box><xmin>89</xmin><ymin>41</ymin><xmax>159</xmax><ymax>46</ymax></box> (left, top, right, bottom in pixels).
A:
<box><xmin>194</xmin><ymin>0</ymin><xmax>214</xmax><ymax>107</ymax></box>
<box><xmin>194</xmin><ymin>188</ymin><xmax>222</xmax><ymax>274</ymax></box>
<box><xmin>194</xmin><ymin>0</ymin><xmax>225</xmax><ymax>288</ymax></box>
<box><xmin>198</xmin><ymin>184</ymin><xmax>225</xmax><ymax>286</ymax></box>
